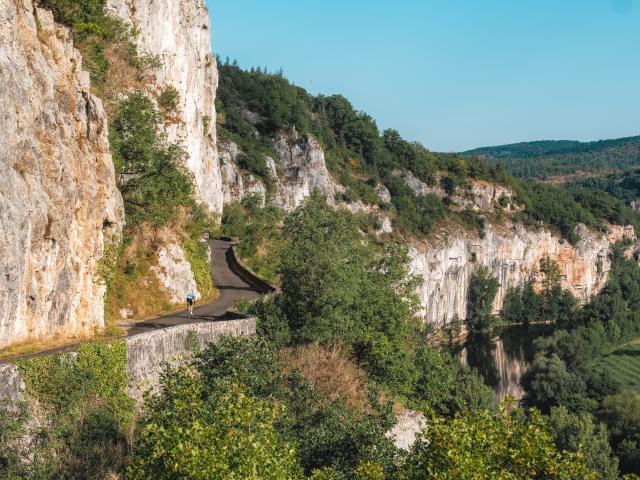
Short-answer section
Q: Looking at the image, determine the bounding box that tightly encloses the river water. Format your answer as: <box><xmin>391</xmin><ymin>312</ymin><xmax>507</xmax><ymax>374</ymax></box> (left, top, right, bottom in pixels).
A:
<box><xmin>460</xmin><ymin>325</ymin><xmax>553</xmax><ymax>401</ymax></box>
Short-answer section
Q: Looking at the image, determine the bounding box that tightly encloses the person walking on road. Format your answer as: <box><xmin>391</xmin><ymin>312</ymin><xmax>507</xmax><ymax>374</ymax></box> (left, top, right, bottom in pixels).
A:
<box><xmin>186</xmin><ymin>291</ymin><xmax>196</xmax><ymax>316</ymax></box>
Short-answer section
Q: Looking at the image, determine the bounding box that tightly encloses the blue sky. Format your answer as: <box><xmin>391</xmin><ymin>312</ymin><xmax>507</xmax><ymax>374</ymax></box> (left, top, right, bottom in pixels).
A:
<box><xmin>205</xmin><ymin>0</ymin><xmax>640</xmax><ymax>152</ymax></box>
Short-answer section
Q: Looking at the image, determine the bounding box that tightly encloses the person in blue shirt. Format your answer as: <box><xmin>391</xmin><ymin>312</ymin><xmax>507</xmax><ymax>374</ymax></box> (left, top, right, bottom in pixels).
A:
<box><xmin>186</xmin><ymin>291</ymin><xmax>196</xmax><ymax>316</ymax></box>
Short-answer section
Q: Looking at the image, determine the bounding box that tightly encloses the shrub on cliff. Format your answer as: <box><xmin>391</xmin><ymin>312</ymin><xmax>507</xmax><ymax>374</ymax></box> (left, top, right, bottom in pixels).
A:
<box><xmin>110</xmin><ymin>91</ymin><xmax>193</xmax><ymax>227</ymax></box>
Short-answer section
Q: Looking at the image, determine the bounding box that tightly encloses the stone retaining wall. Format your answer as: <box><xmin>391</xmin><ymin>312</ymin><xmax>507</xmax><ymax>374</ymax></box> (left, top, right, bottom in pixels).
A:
<box><xmin>0</xmin><ymin>318</ymin><xmax>256</xmax><ymax>404</ymax></box>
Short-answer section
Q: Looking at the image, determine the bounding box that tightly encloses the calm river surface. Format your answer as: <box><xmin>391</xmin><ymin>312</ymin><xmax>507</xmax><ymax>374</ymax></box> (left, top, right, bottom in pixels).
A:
<box><xmin>460</xmin><ymin>325</ymin><xmax>553</xmax><ymax>401</ymax></box>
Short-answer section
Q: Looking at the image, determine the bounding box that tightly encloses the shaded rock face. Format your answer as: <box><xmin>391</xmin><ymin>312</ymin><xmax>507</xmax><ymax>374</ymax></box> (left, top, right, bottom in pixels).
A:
<box><xmin>410</xmin><ymin>223</ymin><xmax>634</xmax><ymax>328</ymax></box>
<box><xmin>106</xmin><ymin>0</ymin><xmax>223</xmax><ymax>213</ymax></box>
<box><xmin>0</xmin><ymin>1</ymin><xmax>124</xmax><ymax>349</ymax></box>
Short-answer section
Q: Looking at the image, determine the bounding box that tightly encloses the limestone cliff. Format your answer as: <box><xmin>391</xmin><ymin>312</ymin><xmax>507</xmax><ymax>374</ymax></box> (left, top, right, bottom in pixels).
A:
<box><xmin>220</xmin><ymin>132</ymin><xmax>635</xmax><ymax>329</ymax></box>
<box><xmin>106</xmin><ymin>0</ymin><xmax>223</xmax><ymax>214</ymax></box>
<box><xmin>410</xmin><ymin>223</ymin><xmax>634</xmax><ymax>328</ymax></box>
<box><xmin>0</xmin><ymin>1</ymin><xmax>124</xmax><ymax>348</ymax></box>
<box><xmin>220</xmin><ymin>134</ymin><xmax>342</xmax><ymax>211</ymax></box>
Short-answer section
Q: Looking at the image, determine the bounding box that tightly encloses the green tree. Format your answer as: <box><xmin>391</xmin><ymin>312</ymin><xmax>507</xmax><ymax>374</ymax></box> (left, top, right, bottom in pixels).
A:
<box><xmin>547</xmin><ymin>406</ymin><xmax>619</xmax><ymax>480</ymax></box>
<box><xmin>597</xmin><ymin>392</ymin><xmax>640</xmax><ymax>475</ymax></box>
<box><xmin>278</xmin><ymin>195</ymin><xmax>419</xmax><ymax>393</ymax></box>
<box><xmin>412</xmin><ymin>346</ymin><xmax>494</xmax><ymax>416</ymax></box>
<box><xmin>521</xmin><ymin>354</ymin><xmax>595</xmax><ymax>414</ymax></box>
<box><xmin>540</xmin><ymin>256</ymin><xmax>561</xmax><ymax>295</ymax></box>
<box><xmin>403</xmin><ymin>407</ymin><xmax>597</xmax><ymax>480</ymax></box>
<box><xmin>129</xmin><ymin>366</ymin><xmax>302</xmax><ymax>480</ymax></box>
<box><xmin>110</xmin><ymin>91</ymin><xmax>193</xmax><ymax>226</ymax></box>
<box><xmin>466</xmin><ymin>267</ymin><xmax>499</xmax><ymax>332</ymax></box>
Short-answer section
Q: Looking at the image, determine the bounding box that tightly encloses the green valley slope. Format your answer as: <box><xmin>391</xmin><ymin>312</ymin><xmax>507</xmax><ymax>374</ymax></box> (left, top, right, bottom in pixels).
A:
<box><xmin>463</xmin><ymin>136</ymin><xmax>640</xmax><ymax>180</ymax></box>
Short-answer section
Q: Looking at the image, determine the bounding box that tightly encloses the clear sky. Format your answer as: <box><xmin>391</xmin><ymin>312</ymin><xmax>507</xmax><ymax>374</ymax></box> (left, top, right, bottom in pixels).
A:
<box><xmin>205</xmin><ymin>0</ymin><xmax>640</xmax><ymax>152</ymax></box>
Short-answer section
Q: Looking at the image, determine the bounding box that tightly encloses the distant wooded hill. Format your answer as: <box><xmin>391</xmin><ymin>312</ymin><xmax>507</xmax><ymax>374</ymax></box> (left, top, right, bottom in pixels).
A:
<box><xmin>462</xmin><ymin>136</ymin><xmax>640</xmax><ymax>180</ymax></box>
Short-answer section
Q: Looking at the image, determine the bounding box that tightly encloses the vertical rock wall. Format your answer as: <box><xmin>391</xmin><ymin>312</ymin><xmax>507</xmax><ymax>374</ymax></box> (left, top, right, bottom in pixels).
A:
<box><xmin>410</xmin><ymin>223</ymin><xmax>635</xmax><ymax>328</ymax></box>
<box><xmin>0</xmin><ymin>1</ymin><xmax>124</xmax><ymax>349</ymax></box>
<box><xmin>106</xmin><ymin>0</ymin><xmax>223</xmax><ymax>214</ymax></box>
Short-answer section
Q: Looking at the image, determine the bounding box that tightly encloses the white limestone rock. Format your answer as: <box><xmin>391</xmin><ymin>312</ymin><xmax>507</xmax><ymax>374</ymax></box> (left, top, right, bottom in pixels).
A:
<box><xmin>410</xmin><ymin>223</ymin><xmax>635</xmax><ymax>329</ymax></box>
<box><xmin>106</xmin><ymin>0</ymin><xmax>223</xmax><ymax>213</ymax></box>
<box><xmin>219</xmin><ymin>142</ymin><xmax>267</xmax><ymax>206</ymax></box>
<box><xmin>386</xmin><ymin>410</ymin><xmax>428</xmax><ymax>451</ymax></box>
<box><xmin>0</xmin><ymin>1</ymin><xmax>124</xmax><ymax>349</ymax></box>
<box><xmin>152</xmin><ymin>244</ymin><xmax>201</xmax><ymax>304</ymax></box>
<box><xmin>271</xmin><ymin>135</ymin><xmax>342</xmax><ymax>210</ymax></box>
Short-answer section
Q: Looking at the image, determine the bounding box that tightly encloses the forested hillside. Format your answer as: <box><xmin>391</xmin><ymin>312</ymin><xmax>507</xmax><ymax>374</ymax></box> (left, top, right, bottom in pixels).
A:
<box><xmin>463</xmin><ymin>136</ymin><xmax>640</xmax><ymax>180</ymax></box>
<box><xmin>217</xmin><ymin>61</ymin><xmax>640</xmax><ymax>243</ymax></box>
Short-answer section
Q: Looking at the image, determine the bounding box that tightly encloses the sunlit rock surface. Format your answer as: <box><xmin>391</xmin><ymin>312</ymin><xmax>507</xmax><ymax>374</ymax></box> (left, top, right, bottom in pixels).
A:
<box><xmin>0</xmin><ymin>1</ymin><xmax>124</xmax><ymax>348</ymax></box>
<box><xmin>410</xmin><ymin>223</ymin><xmax>634</xmax><ymax>328</ymax></box>
<box><xmin>107</xmin><ymin>0</ymin><xmax>223</xmax><ymax>213</ymax></box>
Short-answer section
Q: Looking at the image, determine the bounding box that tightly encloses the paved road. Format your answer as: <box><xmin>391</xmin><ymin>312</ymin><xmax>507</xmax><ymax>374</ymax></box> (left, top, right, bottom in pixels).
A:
<box><xmin>126</xmin><ymin>239</ymin><xmax>261</xmax><ymax>335</ymax></box>
<box><xmin>2</xmin><ymin>240</ymin><xmax>262</xmax><ymax>362</ymax></box>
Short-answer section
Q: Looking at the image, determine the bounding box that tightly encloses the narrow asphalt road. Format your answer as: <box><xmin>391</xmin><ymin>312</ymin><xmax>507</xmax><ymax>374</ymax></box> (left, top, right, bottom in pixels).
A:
<box><xmin>2</xmin><ymin>240</ymin><xmax>262</xmax><ymax>362</ymax></box>
<box><xmin>126</xmin><ymin>239</ymin><xmax>262</xmax><ymax>335</ymax></box>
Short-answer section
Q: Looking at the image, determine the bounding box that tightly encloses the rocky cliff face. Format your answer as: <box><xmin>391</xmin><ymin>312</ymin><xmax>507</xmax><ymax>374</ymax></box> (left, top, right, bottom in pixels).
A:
<box><xmin>219</xmin><ymin>134</ymin><xmax>635</xmax><ymax>330</ymax></box>
<box><xmin>220</xmin><ymin>134</ymin><xmax>342</xmax><ymax>211</ymax></box>
<box><xmin>106</xmin><ymin>0</ymin><xmax>223</xmax><ymax>214</ymax></box>
<box><xmin>0</xmin><ymin>1</ymin><xmax>124</xmax><ymax>348</ymax></box>
<box><xmin>410</xmin><ymin>223</ymin><xmax>635</xmax><ymax>328</ymax></box>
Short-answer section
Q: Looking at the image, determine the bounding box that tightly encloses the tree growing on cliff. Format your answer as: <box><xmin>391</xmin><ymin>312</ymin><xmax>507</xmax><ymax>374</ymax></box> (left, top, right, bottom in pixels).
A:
<box><xmin>466</xmin><ymin>266</ymin><xmax>499</xmax><ymax>332</ymax></box>
<box><xmin>110</xmin><ymin>91</ymin><xmax>193</xmax><ymax>227</ymax></box>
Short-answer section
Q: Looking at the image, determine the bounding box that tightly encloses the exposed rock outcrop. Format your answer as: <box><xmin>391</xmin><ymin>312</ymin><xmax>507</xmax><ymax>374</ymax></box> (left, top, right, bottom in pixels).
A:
<box><xmin>152</xmin><ymin>243</ymin><xmax>203</xmax><ymax>304</ymax></box>
<box><xmin>106</xmin><ymin>0</ymin><xmax>223</xmax><ymax>213</ymax></box>
<box><xmin>410</xmin><ymin>223</ymin><xmax>635</xmax><ymax>328</ymax></box>
<box><xmin>271</xmin><ymin>135</ymin><xmax>341</xmax><ymax>210</ymax></box>
<box><xmin>397</xmin><ymin>169</ymin><xmax>517</xmax><ymax>212</ymax></box>
<box><xmin>219</xmin><ymin>141</ymin><xmax>267</xmax><ymax>205</ymax></box>
<box><xmin>386</xmin><ymin>410</ymin><xmax>428</xmax><ymax>450</ymax></box>
<box><xmin>220</xmin><ymin>134</ymin><xmax>342</xmax><ymax>211</ymax></box>
<box><xmin>0</xmin><ymin>1</ymin><xmax>124</xmax><ymax>349</ymax></box>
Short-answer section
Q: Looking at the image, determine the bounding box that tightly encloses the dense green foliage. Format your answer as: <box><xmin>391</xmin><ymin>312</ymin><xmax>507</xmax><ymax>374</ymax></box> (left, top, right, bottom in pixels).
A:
<box><xmin>195</xmin><ymin>337</ymin><xmax>398</xmax><ymax>478</ymax></box>
<box><xmin>183</xmin><ymin>238</ymin><xmax>214</xmax><ymax>298</ymax></box>
<box><xmin>519</xmin><ymin>244</ymin><xmax>640</xmax><ymax>475</ymax></box>
<box><xmin>275</xmin><ymin>196</ymin><xmax>419</xmax><ymax>394</ymax></box>
<box><xmin>129</xmin><ymin>366</ymin><xmax>302</xmax><ymax>479</ymax></box>
<box><xmin>251</xmin><ymin>196</ymin><xmax>494</xmax><ymax>410</ymax></box>
<box><xmin>501</xmin><ymin>258</ymin><xmax>578</xmax><ymax>327</ymax></box>
<box><xmin>572</xmin><ymin>168</ymin><xmax>640</xmax><ymax>206</ymax></box>
<box><xmin>597</xmin><ymin>392</ymin><xmax>640</xmax><ymax>474</ymax></box>
<box><xmin>547</xmin><ymin>406</ymin><xmax>620</xmax><ymax>480</ymax></box>
<box><xmin>464</xmin><ymin>136</ymin><xmax>640</xmax><ymax>180</ymax></box>
<box><xmin>466</xmin><ymin>266</ymin><xmax>500</xmax><ymax>332</ymax></box>
<box><xmin>110</xmin><ymin>91</ymin><xmax>193</xmax><ymax>226</ymax></box>
<box><xmin>405</xmin><ymin>407</ymin><xmax>596</xmax><ymax>480</ymax></box>
<box><xmin>0</xmin><ymin>342</ymin><xmax>134</xmax><ymax>479</ymax></box>
<box><xmin>218</xmin><ymin>195</ymin><xmax>285</xmax><ymax>281</ymax></box>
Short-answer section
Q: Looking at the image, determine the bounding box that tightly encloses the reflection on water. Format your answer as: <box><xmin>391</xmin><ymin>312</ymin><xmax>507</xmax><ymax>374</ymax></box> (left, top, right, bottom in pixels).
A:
<box><xmin>460</xmin><ymin>325</ymin><xmax>552</xmax><ymax>401</ymax></box>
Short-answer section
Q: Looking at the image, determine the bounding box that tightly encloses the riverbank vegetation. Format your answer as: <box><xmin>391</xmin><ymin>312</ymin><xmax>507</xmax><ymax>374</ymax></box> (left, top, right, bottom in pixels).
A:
<box><xmin>463</xmin><ymin>243</ymin><xmax>640</xmax><ymax>477</ymax></box>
